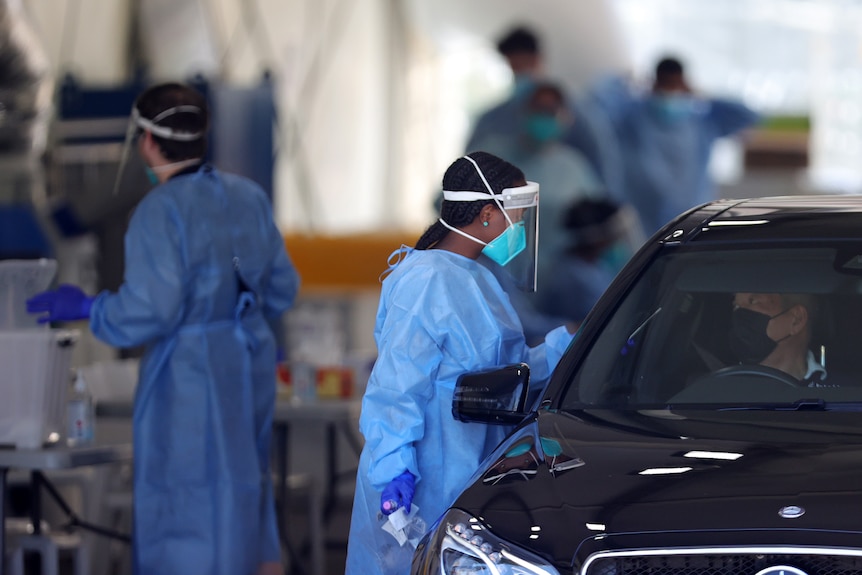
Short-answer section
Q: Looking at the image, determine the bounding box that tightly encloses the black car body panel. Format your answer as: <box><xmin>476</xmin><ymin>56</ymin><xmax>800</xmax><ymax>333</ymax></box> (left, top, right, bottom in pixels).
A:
<box><xmin>454</xmin><ymin>410</ymin><xmax>862</xmax><ymax>570</ymax></box>
<box><xmin>412</xmin><ymin>196</ymin><xmax>862</xmax><ymax>575</ymax></box>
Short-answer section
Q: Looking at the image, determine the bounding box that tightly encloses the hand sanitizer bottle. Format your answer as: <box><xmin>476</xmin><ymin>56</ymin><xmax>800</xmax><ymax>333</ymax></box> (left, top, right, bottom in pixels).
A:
<box><xmin>67</xmin><ymin>369</ymin><xmax>94</xmax><ymax>447</ymax></box>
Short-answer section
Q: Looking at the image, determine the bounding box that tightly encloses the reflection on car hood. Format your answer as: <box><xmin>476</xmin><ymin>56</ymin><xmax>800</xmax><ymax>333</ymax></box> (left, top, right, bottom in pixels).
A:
<box><xmin>452</xmin><ymin>409</ymin><xmax>862</xmax><ymax>570</ymax></box>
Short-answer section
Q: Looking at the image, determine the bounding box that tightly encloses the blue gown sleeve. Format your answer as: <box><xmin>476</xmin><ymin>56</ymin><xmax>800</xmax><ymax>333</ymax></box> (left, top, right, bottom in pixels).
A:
<box><xmin>589</xmin><ymin>74</ymin><xmax>638</xmax><ymax>131</ymax></box>
<box><xmin>90</xmin><ymin>193</ymin><xmax>185</xmax><ymax>348</ymax></box>
<box><xmin>359</xmin><ymin>271</ymin><xmax>444</xmax><ymax>490</ymax></box>
<box><xmin>522</xmin><ymin>325</ymin><xmax>574</xmax><ymax>398</ymax></box>
<box><xmin>260</xmin><ymin>209</ymin><xmax>300</xmax><ymax>318</ymax></box>
<box><xmin>707</xmin><ymin>98</ymin><xmax>761</xmax><ymax>137</ymax></box>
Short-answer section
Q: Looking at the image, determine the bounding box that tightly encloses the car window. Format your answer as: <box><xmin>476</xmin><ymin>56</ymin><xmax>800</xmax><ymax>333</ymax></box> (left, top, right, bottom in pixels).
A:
<box><xmin>560</xmin><ymin>244</ymin><xmax>862</xmax><ymax>409</ymax></box>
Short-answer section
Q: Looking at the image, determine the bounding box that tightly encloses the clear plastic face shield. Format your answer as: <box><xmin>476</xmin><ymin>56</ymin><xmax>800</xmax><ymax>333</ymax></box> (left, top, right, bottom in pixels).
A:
<box><xmin>440</xmin><ymin>156</ymin><xmax>540</xmax><ymax>292</ymax></box>
<box><xmin>111</xmin><ymin>104</ymin><xmax>205</xmax><ymax>195</ymax></box>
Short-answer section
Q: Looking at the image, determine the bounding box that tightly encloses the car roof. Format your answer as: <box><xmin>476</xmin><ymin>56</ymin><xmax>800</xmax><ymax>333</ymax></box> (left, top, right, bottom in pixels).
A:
<box><xmin>660</xmin><ymin>195</ymin><xmax>862</xmax><ymax>244</ymax></box>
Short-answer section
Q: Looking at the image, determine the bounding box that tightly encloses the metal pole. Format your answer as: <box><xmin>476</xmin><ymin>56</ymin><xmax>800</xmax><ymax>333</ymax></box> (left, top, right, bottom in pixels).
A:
<box><xmin>0</xmin><ymin>467</ymin><xmax>8</xmax><ymax>575</ymax></box>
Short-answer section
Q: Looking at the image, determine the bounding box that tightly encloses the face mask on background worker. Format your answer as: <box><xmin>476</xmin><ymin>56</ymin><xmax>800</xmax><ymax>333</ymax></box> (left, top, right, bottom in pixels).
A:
<box><xmin>524</xmin><ymin>113</ymin><xmax>564</xmax><ymax>144</ymax></box>
<box><xmin>649</xmin><ymin>92</ymin><xmax>697</xmax><ymax>125</ymax></box>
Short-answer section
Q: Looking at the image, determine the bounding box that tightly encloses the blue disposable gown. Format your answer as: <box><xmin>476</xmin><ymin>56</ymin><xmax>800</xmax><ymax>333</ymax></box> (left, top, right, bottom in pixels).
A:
<box><xmin>89</xmin><ymin>165</ymin><xmax>300</xmax><ymax>575</ymax></box>
<box><xmin>563</xmin><ymin>95</ymin><xmax>626</xmax><ymax>199</ymax></box>
<box><xmin>592</xmin><ymin>75</ymin><xmax>760</xmax><ymax>235</ymax></box>
<box><xmin>345</xmin><ymin>249</ymin><xmax>572</xmax><ymax>575</ymax></box>
<box><xmin>465</xmin><ymin>94</ymin><xmax>525</xmax><ymax>153</ymax></box>
<box><xmin>479</xmin><ymin>254</ymin><xmax>569</xmax><ymax>347</ymax></box>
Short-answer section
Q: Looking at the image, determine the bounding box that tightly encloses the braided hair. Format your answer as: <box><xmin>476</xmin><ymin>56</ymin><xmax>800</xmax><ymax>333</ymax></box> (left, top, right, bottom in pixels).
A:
<box><xmin>416</xmin><ymin>151</ymin><xmax>525</xmax><ymax>250</ymax></box>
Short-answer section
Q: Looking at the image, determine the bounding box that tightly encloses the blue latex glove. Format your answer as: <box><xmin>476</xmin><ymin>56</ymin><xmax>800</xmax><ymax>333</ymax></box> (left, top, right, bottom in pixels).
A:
<box><xmin>26</xmin><ymin>284</ymin><xmax>95</xmax><ymax>324</ymax></box>
<box><xmin>380</xmin><ymin>470</ymin><xmax>416</xmax><ymax>515</ymax></box>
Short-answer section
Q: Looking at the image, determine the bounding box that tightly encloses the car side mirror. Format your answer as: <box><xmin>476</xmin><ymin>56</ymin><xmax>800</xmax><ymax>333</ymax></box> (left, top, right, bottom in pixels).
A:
<box><xmin>452</xmin><ymin>363</ymin><xmax>531</xmax><ymax>425</ymax></box>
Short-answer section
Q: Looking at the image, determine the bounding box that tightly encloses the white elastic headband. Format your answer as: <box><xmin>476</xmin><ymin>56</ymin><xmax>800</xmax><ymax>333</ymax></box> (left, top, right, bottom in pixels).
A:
<box><xmin>133</xmin><ymin>105</ymin><xmax>205</xmax><ymax>141</ymax></box>
<box><xmin>442</xmin><ymin>182</ymin><xmax>539</xmax><ymax>206</ymax></box>
<box><xmin>441</xmin><ymin>156</ymin><xmax>538</xmax><ymax>207</ymax></box>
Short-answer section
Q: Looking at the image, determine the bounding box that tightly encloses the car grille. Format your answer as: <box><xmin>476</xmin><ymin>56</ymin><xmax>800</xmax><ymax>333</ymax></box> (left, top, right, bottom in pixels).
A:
<box><xmin>585</xmin><ymin>550</ymin><xmax>862</xmax><ymax>575</ymax></box>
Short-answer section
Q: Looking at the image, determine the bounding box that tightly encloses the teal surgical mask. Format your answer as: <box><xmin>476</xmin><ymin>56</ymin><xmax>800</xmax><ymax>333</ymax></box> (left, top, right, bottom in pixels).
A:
<box><xmin>598</xmin><ymin>241</ymin><xmax>631</xmax><ymax>273</ymax></box>
<box><xmin>482</xmin><ymin>220</ymin><xmax>526</xmax><ymax>266</ymax></box>
<box><xmin>144</xmin><ymin>166</ymin><xmax>160</xmax><ymax>186</ymax></box>
<box><xmin>650</xmin><ymin>94</ymin><xmax>694</xmax><ymax>125</ymax></box>
<box><xmin>525</xmin><ymin>114</ymin><xmax>563</xmax><ymax>144</ymax></box>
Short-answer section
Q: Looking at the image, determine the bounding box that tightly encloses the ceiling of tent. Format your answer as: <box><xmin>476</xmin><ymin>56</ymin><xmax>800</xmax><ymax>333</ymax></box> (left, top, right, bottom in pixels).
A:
<box><xmin>403</xmin><ymin>0</ymin><xmax>632</xmax><ymax>92</ymax></box>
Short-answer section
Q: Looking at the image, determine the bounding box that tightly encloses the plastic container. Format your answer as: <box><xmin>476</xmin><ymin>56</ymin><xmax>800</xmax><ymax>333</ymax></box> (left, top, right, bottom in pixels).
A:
<box><xmin>0</xmin><ymin>258</ymin><xmax>57</xmax><ymax>329</ymax></box>
<box><xmin>67</xmin><ymin>369</ymin><xmax>95</xmax><ymax>446</ymax></box>
<box><xmin>380</xmin><ymin>503</ymin><xmax>426</xmax><ymax>549</ymax></box>
<box><xmin>78</xmin><ymin>359</ymin><xmax>139</xmax><ymax>402</ymax></box>
<box><xmin>291</xmin><ymin>361</ymin><xmax>318</xmax><ymax>403</ymax></box>
<box><xmin>0</xmin><ymin>329</ymin><xmax>78</xmax><ymax>448</ymax></box>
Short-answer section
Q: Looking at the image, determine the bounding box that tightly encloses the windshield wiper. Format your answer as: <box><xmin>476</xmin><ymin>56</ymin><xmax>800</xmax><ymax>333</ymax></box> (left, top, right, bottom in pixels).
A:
<box><xmin>627</xmin><ymin>307</ymin><xmax>662</xmax><ymax>342</ymax></box>
<box><xmin>621</xmin><ymin>307</ymin><xmax>662</xmax><ymax>355</ymax></box>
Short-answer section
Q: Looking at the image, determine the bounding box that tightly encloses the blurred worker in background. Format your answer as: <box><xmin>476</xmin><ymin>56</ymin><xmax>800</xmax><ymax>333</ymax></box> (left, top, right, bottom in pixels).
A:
<box><xmin>465</xmin><ymin>25</ymin><xmax>624</xmax><ymax>199</ymax></box>
<box><xmin>345</xmin><ymin>152</ymin><xmax>574</xmax><ymax>575</ymax></box>
<box><xmin>538</xmin><ymin>197</ymin><xmax>638</xmax><ymax>324</ymax></box>
<box><xmin>592</xmin><ymin>56</ymin><xmax>760</xmax><ymax>235</ymax></box>
<box><xmin>27</xmin><ymin>83</ymin><xmax>299</xmax><ymax>575</ymax></box>
<box><xmin>464</xmin><ymin>26</ymin><xmax>543</xmax><ymax>152</ymax></box>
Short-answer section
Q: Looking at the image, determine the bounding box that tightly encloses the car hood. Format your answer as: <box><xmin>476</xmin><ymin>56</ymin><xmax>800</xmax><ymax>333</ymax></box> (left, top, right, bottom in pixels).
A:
<box><xmin>451</xmin><ymin>408</ymin><xmax>862</xmax><ymax>569</ymax></box>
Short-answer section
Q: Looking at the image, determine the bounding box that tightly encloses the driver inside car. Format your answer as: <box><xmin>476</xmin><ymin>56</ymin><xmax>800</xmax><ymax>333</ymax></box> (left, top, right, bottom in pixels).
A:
<box><xmin>730</xmin><ymin>292</ymin><xmax>835</xmax><ymax>387</ymax></box>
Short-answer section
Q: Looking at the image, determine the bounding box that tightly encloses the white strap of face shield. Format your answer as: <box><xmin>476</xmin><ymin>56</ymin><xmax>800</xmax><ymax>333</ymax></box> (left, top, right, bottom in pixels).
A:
<box><xmin>133</xmin><ymin>105</ymin><xmax>204</xmax><ymax>141</ymax></box>
<box><xmin>442</xmin><ymin>155</ymin><xmax>514</xmax><ymax>227</ymax></box>
<box><xmin>442</xmin><ymin>181</ymin><xmax>539</xmax><ymax>206</ymax></box>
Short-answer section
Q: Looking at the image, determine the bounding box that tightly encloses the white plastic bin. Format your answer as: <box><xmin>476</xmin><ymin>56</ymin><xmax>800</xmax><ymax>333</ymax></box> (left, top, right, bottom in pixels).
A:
<box><xmin>79</xmin><ymin>359</ymin><xmax>139</xmax><ymax>403</ymax></box>
<box><xmin>0</xmin><ymin>259</ymin><xmax>58</xmax><ymax>329</ymax></box>
<box><xmin>0</xmin><ymin>329</ymin><xmax>78</xmax><ymax>448</ymax></box>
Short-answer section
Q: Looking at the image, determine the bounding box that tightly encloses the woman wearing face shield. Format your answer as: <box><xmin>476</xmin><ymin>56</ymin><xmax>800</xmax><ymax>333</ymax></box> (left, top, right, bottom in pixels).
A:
<box><xmin>344</xmin><ymin>151</ymin><xmax>575</xmax><ymax>575</ymax></box>
<box><xmin>27</xmin><ymin>83</ymin><xmax>299</xmax><ymax>575</ymax></box>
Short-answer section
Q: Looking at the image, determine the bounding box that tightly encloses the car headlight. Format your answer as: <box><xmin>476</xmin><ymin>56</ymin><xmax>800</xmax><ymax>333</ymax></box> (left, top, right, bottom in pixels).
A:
<box><xmin>413</xmin><ymin>508</ymin><xmax>559</xmax><ymax>575</ymax></box>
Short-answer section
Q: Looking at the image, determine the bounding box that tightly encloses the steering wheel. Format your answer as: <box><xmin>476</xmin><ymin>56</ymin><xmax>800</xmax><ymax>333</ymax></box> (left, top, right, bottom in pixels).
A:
<box><xmin>708</xmin><ymin>364</ymin><xmax>801</xmax><ymax>387</ymax></box>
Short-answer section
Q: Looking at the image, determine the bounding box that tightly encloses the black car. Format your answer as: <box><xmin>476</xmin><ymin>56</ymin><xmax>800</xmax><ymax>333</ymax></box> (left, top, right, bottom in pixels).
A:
<box><xmin>412</xmin><ymin>196</ymin><xmax>862</xmax><ymax>575</ymax></box>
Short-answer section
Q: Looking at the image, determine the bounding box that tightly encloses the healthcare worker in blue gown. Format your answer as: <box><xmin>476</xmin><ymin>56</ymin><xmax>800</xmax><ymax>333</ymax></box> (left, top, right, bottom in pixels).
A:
<box><xmin>592</xmin><ymin>56</ymin><xmax>760</xmax><ymax>235</ymax></box>
<box><xmin>466</xmin><ymin>26</ymin><xmax>624</xmax><ymax>203</ymax></box>
<box><xmin>344</xmin><ymin>152</ymin><xmax>575</xmax><ymax>575</ymax></box>
<box><xmin>27</xmin><ymin>83</ymin><xmax>299</xmax><ymax>575</ymax></box>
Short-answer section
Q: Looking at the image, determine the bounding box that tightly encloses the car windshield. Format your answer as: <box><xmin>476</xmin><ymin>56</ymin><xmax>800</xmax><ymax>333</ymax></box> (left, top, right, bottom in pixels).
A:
<box><xmin>561</xmin><ymin>243</ymin><xmax>862</xmax><ymax>410</ymax></box>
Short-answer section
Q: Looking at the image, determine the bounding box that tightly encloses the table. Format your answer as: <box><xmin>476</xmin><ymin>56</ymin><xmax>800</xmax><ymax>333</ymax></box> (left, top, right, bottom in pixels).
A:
<box><xmin>271</xmin><ymin>398</ymin><xmax>363</xmax><ymax>535</ymax></box>
<box><xmin>0</xmin><ymin>443</ymin><xmax>133</xmax><ymax>575</ymax></box>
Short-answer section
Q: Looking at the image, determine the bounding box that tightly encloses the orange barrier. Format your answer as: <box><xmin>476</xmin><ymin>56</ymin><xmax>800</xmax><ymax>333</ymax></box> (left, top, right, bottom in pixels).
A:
<box><xmin>283</xmin><ymin>232</ymin><xmax>420</xmax><ymax>291</ymax></box>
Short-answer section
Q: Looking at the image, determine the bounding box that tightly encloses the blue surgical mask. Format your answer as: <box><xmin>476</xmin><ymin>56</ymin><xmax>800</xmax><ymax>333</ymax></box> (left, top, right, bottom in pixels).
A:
<box><xmin>482</xmin><ymin>220</ymin><xmax>526</xmax><ymax>266</ymax></box>
<box><xmin>144</xmin><ymin>166</ymin><xmax>160</xmax><ymax>186</ymax></box>
<box><xmin>650</xmin><ymin>94</ymin><xmax>694</xmax><ymax>125</ymax></box>
<box><xmin>525</xmin><ymin>114</ymin><xmax>563</xmax><ymax>144</ymax></box>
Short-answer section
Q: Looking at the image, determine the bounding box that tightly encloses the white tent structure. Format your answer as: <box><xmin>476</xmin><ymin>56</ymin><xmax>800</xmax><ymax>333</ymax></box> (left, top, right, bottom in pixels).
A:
<box><xmin>20</xmin><ymin>0</ymin><xmax>629</xmax><ymax>235</ymax></box>
<box><xmin>17</xmin><ymin>0</ymin><xmax>862</xmax><ymax>235</ymax></box>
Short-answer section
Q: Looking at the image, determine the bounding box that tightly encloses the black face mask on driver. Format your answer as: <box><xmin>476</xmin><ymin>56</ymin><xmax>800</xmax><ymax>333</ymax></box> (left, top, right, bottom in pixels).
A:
<box><xmin>729</xmin><ymin>306</ymin><xmax>792</xmax><ymax>364</ymax></box>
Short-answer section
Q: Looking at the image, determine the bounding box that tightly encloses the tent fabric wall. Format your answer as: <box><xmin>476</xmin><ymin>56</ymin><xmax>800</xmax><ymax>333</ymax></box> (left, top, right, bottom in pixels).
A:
<box><xmin>20</xmin><ymin>0</ymin><xmax>628</xmax><ymax>235</ymax></box>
